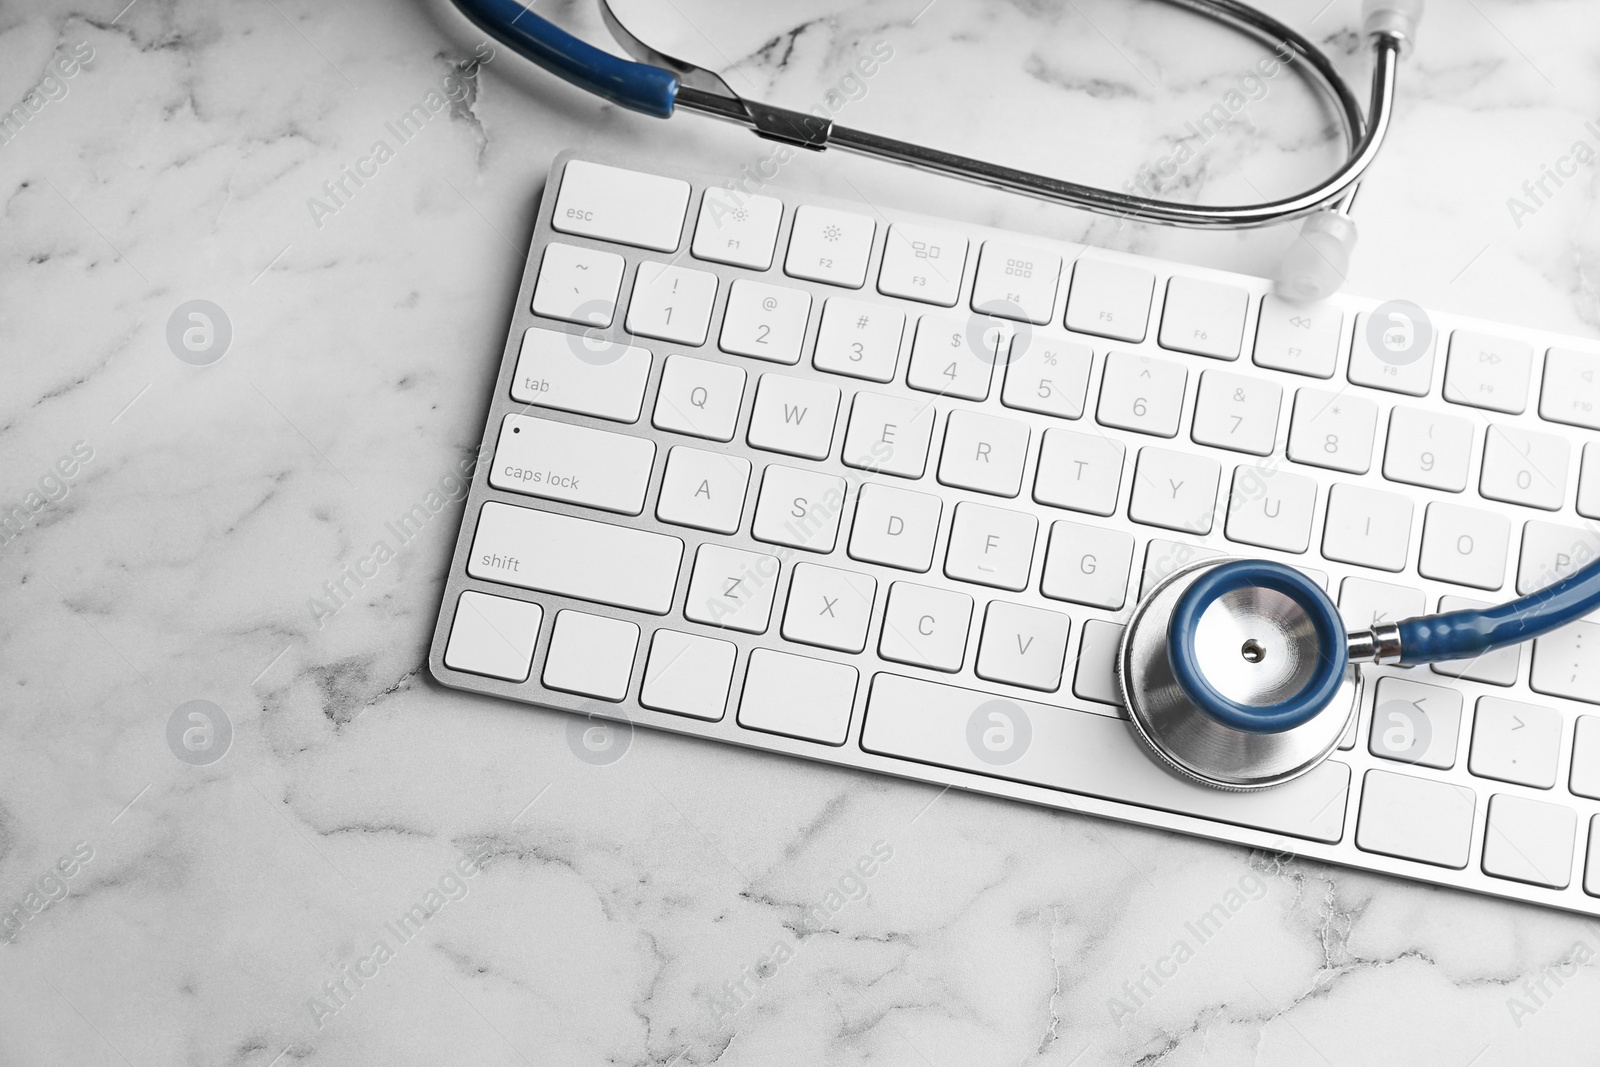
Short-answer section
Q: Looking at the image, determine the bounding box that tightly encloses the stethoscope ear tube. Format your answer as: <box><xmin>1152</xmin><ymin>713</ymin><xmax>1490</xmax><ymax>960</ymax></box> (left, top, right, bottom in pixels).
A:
<box><xmin>451</xmin><ymin>0</ymin><xmax>679</xmax><ymax>118</ymax></box>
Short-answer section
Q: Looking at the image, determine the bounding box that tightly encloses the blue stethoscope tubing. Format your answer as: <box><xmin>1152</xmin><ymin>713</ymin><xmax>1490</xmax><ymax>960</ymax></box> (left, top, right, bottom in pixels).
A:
<box><xmin>450</xmin><ymin>0</ymin><xmax>678</xmax><ymax>118</ymax></box>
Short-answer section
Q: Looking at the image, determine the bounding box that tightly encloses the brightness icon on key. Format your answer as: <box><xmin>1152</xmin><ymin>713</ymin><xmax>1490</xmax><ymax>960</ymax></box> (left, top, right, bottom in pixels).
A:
<box><xmin>822</xmin><ymin>224</ymin><xmax>842</xmax><ymax>242</ymax></box>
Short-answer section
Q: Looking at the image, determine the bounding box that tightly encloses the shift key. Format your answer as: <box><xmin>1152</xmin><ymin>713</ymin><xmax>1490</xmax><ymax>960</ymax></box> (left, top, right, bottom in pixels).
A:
<box><xmin>468</xmin><ymin>502</ymin><xmax>682</xmax><ymax>614</ymax></box>
<box><xmin>490</xmin><ymin>413</ymin><xmax>655</xmax><ymax>515</ymax></box>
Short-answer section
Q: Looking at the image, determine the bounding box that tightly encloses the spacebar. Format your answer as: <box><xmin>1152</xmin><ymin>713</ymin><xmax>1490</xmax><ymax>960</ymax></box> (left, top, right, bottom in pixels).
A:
<box><xmin>861</xmin><ymin>674</ymin><xmax>1348</xmax><ymax>843</ymax></box>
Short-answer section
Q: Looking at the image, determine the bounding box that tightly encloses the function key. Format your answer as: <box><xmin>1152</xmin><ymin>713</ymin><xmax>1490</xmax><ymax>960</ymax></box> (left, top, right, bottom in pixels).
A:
<box><xmin>1253</xmin><ymin>294</ymin><xmax>1343</xmax><ymax>378</ymax></box>
<box><xmin>878</xmin><ymin>223</ymin><xmax>968</xmax><ymax>306</ymax></box>
<box><xmin>1158</xmin><ymin>276</ymin><xmax>1248</xmax><ymax>360</ymax></box>
<box><xmin>551</xmin><ymin>159</ymin><xmax>689</xmax><ymax>252</ymax></box>
<box><xmin>1539</xmin><ymin>347</ymin><xmax>1600</xmax><ymax>430</ymax></box>
<box><xmin>785</xmin><ymin>204</ymin><xmax>875</xmax><ymax>288</ymax></box>
<box><xmin>971</xmin><ymin>241</ymin><xmax>1061</xmax><ymax>324</ymax></box>
<box><xmin>691</xmin><ymin>189</ymin><xmax>783</xmax><ymax>269</ymax></box>
<box><xmin>1443</xmin><ymin>330</ymin><xmax>1532</xmax><ymax>414</ymax></box>
<box><xmin>1350</xmin><ymin>306</ymin><xmax>1438</xmax><ymax>396</ymax></box>
<box><xmin>1064</xmin><ymin>259</ymin><xmax>1154</xmax><ymax>343</ymax></box>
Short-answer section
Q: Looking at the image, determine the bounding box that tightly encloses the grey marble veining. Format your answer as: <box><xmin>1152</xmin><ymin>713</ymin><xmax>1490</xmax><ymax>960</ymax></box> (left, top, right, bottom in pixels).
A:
<box><xmin>2</xmin><ymin>0</ymin><xmax>1600</xmax><ymax>1063</ymax></box>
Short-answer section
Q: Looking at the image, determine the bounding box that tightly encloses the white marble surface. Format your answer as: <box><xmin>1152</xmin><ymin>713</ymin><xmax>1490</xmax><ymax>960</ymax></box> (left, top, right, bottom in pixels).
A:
<box><xmin>3</xmin><ymin>0</ymin><xmax>1600</xmax><ymax>1063</ymax></box>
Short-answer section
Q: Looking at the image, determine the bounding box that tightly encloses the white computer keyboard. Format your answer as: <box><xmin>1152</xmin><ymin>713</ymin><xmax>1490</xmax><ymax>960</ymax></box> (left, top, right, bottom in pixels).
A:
<box><xmin>429</xmin><ymin>150</ymin><xmax>1600</xmax><ymax>917</ymax></box>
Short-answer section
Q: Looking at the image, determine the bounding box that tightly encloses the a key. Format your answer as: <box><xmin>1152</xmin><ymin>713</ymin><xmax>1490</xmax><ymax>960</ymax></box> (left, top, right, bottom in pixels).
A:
<box><xmin>907</xmin><ymin>314</ymin><xmax>1000</xmax><ymax>400</ymax></box>
<box><xmin>541</xmin><ymin>609</ymin><xmax>639</xmax><ymax>702</ymax></box>
<box><xmin>1368</xmin><ymin>676</ymin><xmax>1462</xmax><ymax>769</ymax></box>
<box><xmin>1321</xmin><ymin>484</ymin><xmax>1412</xmax><ymax>572</ymax></box>
<box><xmin>1040</xmin><ymin>520</ymin><xmax>1134</xmax><ymax>610</ymax></box>
<box><xmin>862</xmin><ymin>674</ymin><xmax>1351</xmax><ymax>841</ymax></box>
<box><xmin>1516</xmin><ymin>520</ymin><xmax>1600</xmax><ymax>595</ymax></box>
<box><xmin>551</xmin><ymin>160</ymin><xmax>689</xmax><ymax>252</ymax></box>
<box><xmin>468</xmin><ymin>503</ymin><xmax>682</xmax><ymax>614</ymax></box>
<box><xmin>1158</xmin><ymin>276</ymin><xmax>1248</xmax><ymax>360</ymax></box>
<box><xmin>1432</xmin><ymin>595</ymin><xmax>1521</xmax><ymax>686</ymax></box>
<box><xmin>1287</xmin><ymin>389</ymin><xmax>1378</xmax><ymax>474</ymax></box>
<box><xmin>747</xmin><ymin>373</ymin><xmax>841</xmax><ymax>460</ymax></box>
<box><xmin>1480</xmin><ymin>424</ymin><xmax>1569</xmax><ymax>511</ymax></box>
<box><xmin>1072</xmin><ymin>619</ymin><xmax>1127</xmax><ymax>706</ymax></box>
<box><xmin>976</xmin><ymin>601</ymin><xmax>1072</xmax><ymax>691</ymax></box>
<box><xmin>684</xmin><ymin>543</ymin><xmax>780</xmax><ymax>633</ymax></box>
<box><xmin>652</xmin><ymin>354</ymin><xmax>746</xmax><ymax>442</ymax></box>
<box><xmin>1253</xmin><ymin>294</ymin><xmax>1342</xmax><ymax>378</ymax></box>
<box><xmin>752</xmin><ymin>465</ymin><xmax>847</xmax><ymax>553</ymax></box>
<box><xmin>1418</xmin><ymin>502</ymin><xmax>1510</xmax><ymax>591</ymax></box>
<box><xmin>739</xmin><ymin>649</ymin><xmax>858</xmax><ymax>745</ymax></box>
<box><xmin>782</xmin><ymin>563</ymin><xmax>877</xmax><ymax>653</ymax></box>
<box><xmin>1381</xmin><ymin>406</ymin><xmax>1473</xmax><ymax>492</ymax></box>
<box><xmin>1338</xmin><ymin>577</ymin><xmax>1424</xmax><ymax>631</ymax></box>
<box><xmin>444</xmin><ymin>592</ymin><xmax>543</xmax><ymax>683</ymax></box>
<box><xmin>490</xmin><ymin>413</ymin><xmax>656</xmax><ymax>515</ymax></box>
<box><xmin>1482</xmin><ymin>795</ymin><xmax>1576</xmax><ymax>889</ymax></box>
<box><xmin>1140</xmin><ymin>539</ymin><xmax>1223</xmax><ymax>599</ymax></box>
<box><xmin>1096</xmin><ymin>351</ymin><xmax>1186</xmax><ymax>437</ymax></box>
<box><xmin>971</xmin><ymin>241</ymin><xmax>1062</xmax><ymax>324</ymax></box>
<box><xmin>1589</xmin><ymin>820</ymin><xmax>1600</xmax><ymax>897</ymax></box>
<box><xmin>1538</xmin><ymin>347</ymin><xmax>1600</xmax><ymax>430</ymax></box>
<box><xmin>1350</xmin><ymin>309</ymin><xmax>1437</xmax><ymax>396</ymax></box>
<box><xmin>877</xmin><ymin>223</ymin><xmax>968</xmax><ymax>306</ymax></box>
<box><xmin>1356</xmin><ymin>770</ymin><xmax>1476</xmax><ymax>869</ymax></box>
<box><xmin>1469</xmin><ymin>696</ymin><xmax>1561</xmax><ymax>788</ymax></box>
<box><xmin>510</xmin><ymin>326</ymin><xmax>651</xmax><ymax>423</ymax></box>
<box><xmin>1065</xmin><ymin>259</ymin><xmax>1154</xmax><ymax>343</ymax></box>
<box><xmin>841</xmin><ymin>392</ymin><xmax>935</xmax><ymax>477</ymax></box>
<box><xmin>1033</xmin><ymin>429</ymin><xmax>1125</xmax><ymax>516</ymax></box>
<box><xmin>1530</xmin><ymin>617</ymin><xmax>1600</xmax><ymax>704</ymax></box>
<box><xmin>812</xmin><ymin>298</ymin><xmax>905</xmax><ymax>383</ymax></box>
<box><xmin>785</xmin><ymin>204</ymin><xmax>875</xmax><ymax>288</ymax></box>
<box><xmin>691</xmin><ymin>189</ymin><xmax>783</xmax><ymax>270</ymax></box>
<box><xmin>720</xmin><ymin>279</ymin><xmax>812</xmax><ymax>364</ymax></box>
<box><xmin>1190</xmin><ymin>370</ymin><xmax>1282</xmax><ymax>456</ymax></box>
<box><xmin>640</xmin><ymin>629</ymin><xmax>736</xmax><ymax>721</ymax></box>
<box><xmin>531</xmin><ymin>242</ymin><xmax>625</xmax><ymax>326</ymax></box>
<box><xmin>944</xmin><ymin>502</ymin><xmax>1037</xmax><ymax>591</ymax></box>
<box><xmin>1579</xmin><ymin>443</ymin><xmax>1600</xmax><ymax>519</ymax></box>
<box><xmin>1128</xmin><ymin>447</ymin><xmax>1221</xmax><ymax>535</ymax></box>
<box><xmin>655</xmin><ymin>446</ymin><xmax>751</xmax><ymax>534</ymax></box>
<box><xmin>1443</xmin><ymin>330</ymin><xmax>1532</xmax><ymax>414</ymax></box>
<box><xmin>1224</xmin><ymin>465</ymin><xmax>1317</xmax><ymax>553</ymax></box>
<box><xmin>1000</xmin><ymin>334</ymin><xmax>1093</xmax><ymax>420</ymax></box>
<box><xmin>1570</xmin><ymin>717</ymin><xmax>1600</xmax><ymax>799</ymax></box>
<box><xmin>626</xmin><ymin>262</ymin><xmax>718</xmax><ymax>345</ymax></box>
<box><xmin>938</xmin><ymin>411</ymin><xmax>1030</xmax><ymax>497</ymax></box>
<box><xmin>849</xmin><ymin>483</ymin><xmax>941</xmax><ymax>572</ymax></box>
<box><xmin>879</xmin><ymin>582</ymin><xmax>974</xmax><ymax>672</ymax></box>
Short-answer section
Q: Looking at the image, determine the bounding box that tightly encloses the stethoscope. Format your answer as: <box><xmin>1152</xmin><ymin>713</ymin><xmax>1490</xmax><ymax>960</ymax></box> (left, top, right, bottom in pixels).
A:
<box><xmin>442</xmin><ymin>0</ymin><xmax>1600</xmax><ymax>792</ymax></box>
<box><xmin>450</xmin><ymin>0</ymin><xmax>1426</xmax><ymax>302</ymax></box>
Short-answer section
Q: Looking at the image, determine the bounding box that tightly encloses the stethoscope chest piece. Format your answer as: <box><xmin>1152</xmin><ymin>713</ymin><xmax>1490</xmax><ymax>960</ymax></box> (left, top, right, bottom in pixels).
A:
<box><xmin>1120</xmin><ymin>557</ymin><xmax>1361</xmax><ymax>791</ymax></box>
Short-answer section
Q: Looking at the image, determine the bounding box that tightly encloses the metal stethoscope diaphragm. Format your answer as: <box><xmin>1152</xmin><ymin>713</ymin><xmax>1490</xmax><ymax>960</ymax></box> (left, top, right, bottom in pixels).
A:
<box><xmin>1120</xmin><ymin>555</ymin><xmax>1600</xmax><ymax>790</ymax></box>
